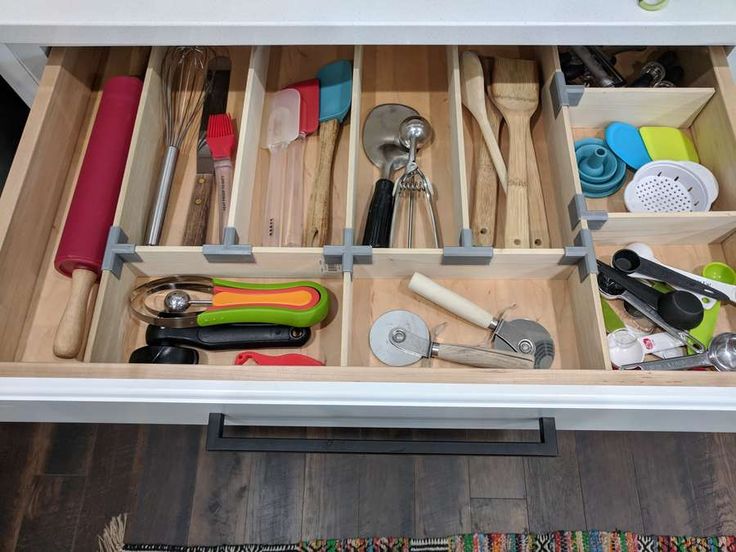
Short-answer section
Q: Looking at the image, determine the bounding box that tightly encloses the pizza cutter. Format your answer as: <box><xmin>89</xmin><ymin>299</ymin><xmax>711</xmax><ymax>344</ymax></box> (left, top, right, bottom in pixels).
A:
<box><xmin>369</xmin><ymin>310</ymin><xmax>534</xmax><ymax>369</ymax></box>
<box><xmin>408</xmin><ymin>273</ymin><xmax>555</xmax><ymax>369</ymax></box>
<box><xmin>129</xmin><ymin>276</ymin><xmax>330</xmax><ymax>328</ymax></box>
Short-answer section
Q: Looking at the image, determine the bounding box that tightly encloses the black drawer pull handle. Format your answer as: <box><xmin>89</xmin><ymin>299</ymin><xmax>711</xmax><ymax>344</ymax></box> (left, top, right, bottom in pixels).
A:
<box><xmin>206</xmin><ymin>413</ymin><xmax>558</xmax><ymax>456</ymax></box>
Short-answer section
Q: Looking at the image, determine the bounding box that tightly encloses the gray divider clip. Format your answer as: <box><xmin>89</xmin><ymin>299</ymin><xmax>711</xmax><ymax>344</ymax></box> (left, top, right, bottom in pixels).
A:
<box><xmin>562</xmin><ymin>228</ymin><xmax>597</xmax><ymax>281</ymax></box>
<box><xmin>550</xmin><ymin>71</ymin><xmax>584</xmax><ymax>117</ymax></box>
<box><xmin>442</xmin><ymin>228</ymin><xmax>493</xmax><ymax>265</ymax></box>
<box><xmin>322</xmin><ymin>228</ymin><xmax>372</xmax><ymax>273</ymax></box>
<box><xmin>568</xmin><ymin>193</ymin><xmax>608</xmax><ymax>231</ymax></box>
<box><xmin>102</xmin><ymin>226</ymin><xmax>141</xmax><ymax>278</ymax></box>
<box><xmin>202</xmin><ymin>227</ymin><xmax>254</xmax><ymax>263</ymax></box>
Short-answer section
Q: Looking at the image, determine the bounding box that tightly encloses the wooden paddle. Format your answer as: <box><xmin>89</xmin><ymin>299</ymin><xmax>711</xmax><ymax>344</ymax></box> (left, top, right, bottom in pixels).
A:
<box><xmin>526</xmin><ymin>127</ymin><xmax>550</xmax><ymax>248</ymax></box>
<box><xmin>471</xmin><ymin>95</ymin><xmax>502</xmax><ymax>246</ymax></box>
<box><xmin>491</xmin><ymin>57</ymin><xmax>539</xmax><ymax>248</ymax></box>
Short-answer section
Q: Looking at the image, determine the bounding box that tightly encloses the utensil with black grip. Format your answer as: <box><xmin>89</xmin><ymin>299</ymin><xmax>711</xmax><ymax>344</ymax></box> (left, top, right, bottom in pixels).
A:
<box><xmin>146</xmin><ymin>324</ymin><xmax>311</xmax><ymax>350</ymax></box>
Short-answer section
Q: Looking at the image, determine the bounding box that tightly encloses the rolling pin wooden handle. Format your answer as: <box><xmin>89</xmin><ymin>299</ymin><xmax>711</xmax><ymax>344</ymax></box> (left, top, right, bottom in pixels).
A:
<box><xmin>53</xmin><ymin>268</ymin><xmax>97</xmax><ymax>359</ymax></box>
<box><xmin>182</xmin><ymin>173</ymin><xmax>214</xmax><ymax>246</ymax></box>
<box><xmin>504</xmin><ymin>117</ymin><xmax>530</xmax><ymax>248</ymax></box>
<box><xmin>305</xmin><ymin>118</ymin><xmax>340</xmax><ymax>247</ymax></box>
<box><xmin>409</xmin><ymin>272</ymin><xmax>495</xmax><ymax>329</ymax></box>
<box><xmin>471</xmin><ymin>126</ymin><xmax>497</xmax><ymax>247</ymax></box>
<box><xmin>526</xmin><ymin>127</ymin><xmax>550</xmax><ymax>249</ymax></box>
<box><xmin>433</xmin><ymin>343</ymin><xmax>534</xmax><ymax>369</ymax></box>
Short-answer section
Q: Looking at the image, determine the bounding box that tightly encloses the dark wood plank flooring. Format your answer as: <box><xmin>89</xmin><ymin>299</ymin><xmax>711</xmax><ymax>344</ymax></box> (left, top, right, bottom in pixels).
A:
<box><xmin>1</xmin><ymin>424</ymin><xmax>736</xmax><ymax>551</ymax></box>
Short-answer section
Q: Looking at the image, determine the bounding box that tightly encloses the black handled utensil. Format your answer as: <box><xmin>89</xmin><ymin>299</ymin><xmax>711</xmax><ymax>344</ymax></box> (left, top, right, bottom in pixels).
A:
<box><xmin>597</xmin><ymin>260</ymin><xmax>704</xmax><ymax>330</ymax></box>
<box><xmin>362</xmin><ymin>104</ymin><xmax>419</xmax><ymax>247</ymax></box>
<box><xmin>612</xmin><ymin>249</ymin><xmax>728</xmax><ymax>303</ymax></box>
<box><xmin>146</xmin><ymin>323</ymin><xmax>311</xmax><ymax>350</ymax></box>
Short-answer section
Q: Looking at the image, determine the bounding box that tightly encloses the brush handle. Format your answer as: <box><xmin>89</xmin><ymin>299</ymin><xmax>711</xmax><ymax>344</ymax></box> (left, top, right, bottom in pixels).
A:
<box><xmin>263</xmin><ymin>145</ymin><xmax>289</xmax><ymax>246</ymax></box>
<box><xmin>182</xmin><ymin>173</ymin><xmax>213</xmax><ymax>246</ymax></box>
<box><xmin>53</xmin><ymin>268</ymin><xmax>97</xmax><ymax>358</ymax></box>
<box><xmin>305</xmin><ymin>118</ymin><xmax>339</xmax><ymax>247</ymax></box>
<box><xmin>526</xmin><ymin>127</ymin><xmax>550</xmax><ymax>248</ymax></box>
<box><xmin>504</xmin><ymin>115</ymin><xmax>530</xmax><ymax>248</ymax></box>
<box><xmin>283</xmin><ymin>137</ymin><xmax>306</xmax><ymax>247</ymax></box>
<box><xmin>433</xmin><ymin>343</ymin><xmax>534</xmax><ymax>369</ymax></box>
<box><xmin>214</xmin><ymin>157</ymin><xmax>233</xmax><ymax>243</ymax></box>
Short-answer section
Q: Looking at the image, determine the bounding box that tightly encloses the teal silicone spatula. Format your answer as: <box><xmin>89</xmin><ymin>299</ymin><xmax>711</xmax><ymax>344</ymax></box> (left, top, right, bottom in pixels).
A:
<box><xmin>304</xmin><ymin>60</ymin><xmax>353</xmax><ymax>246</ymax></box>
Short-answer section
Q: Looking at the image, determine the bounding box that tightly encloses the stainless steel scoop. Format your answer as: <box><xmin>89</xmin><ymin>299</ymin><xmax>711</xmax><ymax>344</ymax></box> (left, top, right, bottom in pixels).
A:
<box><xmin>361</xmin><ymin>104</ymin><xmax>419</xmax><ymax>247</ymax></box>
<box><xmin>363</xmin><ymin>104</ymin><xmax>418</xmax><ymax>179</ymax></box>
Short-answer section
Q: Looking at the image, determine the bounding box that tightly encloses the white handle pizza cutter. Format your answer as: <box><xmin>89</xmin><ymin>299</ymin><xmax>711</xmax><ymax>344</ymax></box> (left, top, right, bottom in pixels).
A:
<box><xmin>369</xmin><ymin>310</ymin><xmax>534</xmax><ymax>369</ymax></box>
<box><xmin>409</xmin><ymin>273</ymin><xmax>555</xmax><ymax>369</ymax></box>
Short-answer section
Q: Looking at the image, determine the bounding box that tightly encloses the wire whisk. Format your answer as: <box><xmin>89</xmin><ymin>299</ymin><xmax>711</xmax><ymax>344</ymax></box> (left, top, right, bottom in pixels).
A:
<box><xmin>145</xmin><ymin>47</ymin><xmax>214</xmax><ymax>245</ymax></box>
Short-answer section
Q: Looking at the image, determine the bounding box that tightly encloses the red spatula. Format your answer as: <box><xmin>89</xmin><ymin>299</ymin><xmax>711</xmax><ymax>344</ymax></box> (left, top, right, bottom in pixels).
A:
<box><xmin>282</xmin><ymin>79</ymin><xmax>319</xmax><ymax>246</ymax></box>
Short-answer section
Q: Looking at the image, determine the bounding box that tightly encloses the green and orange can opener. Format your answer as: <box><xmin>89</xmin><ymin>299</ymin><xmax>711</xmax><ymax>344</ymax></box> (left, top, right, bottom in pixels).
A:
<box><xmin>129</xmin><ymin>276</ymin><xmax>330</xmax><ymax>328</ymax></box>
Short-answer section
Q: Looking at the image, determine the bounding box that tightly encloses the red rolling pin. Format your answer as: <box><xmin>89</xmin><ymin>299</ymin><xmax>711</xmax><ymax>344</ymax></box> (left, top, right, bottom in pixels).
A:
<box><xmin>53</xmin><ymin>76</ymin><xmax>143</xmax><ymax>358</ymax></box>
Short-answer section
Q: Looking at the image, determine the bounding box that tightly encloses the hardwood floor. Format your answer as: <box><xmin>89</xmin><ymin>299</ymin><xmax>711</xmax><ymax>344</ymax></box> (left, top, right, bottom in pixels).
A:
<box><xmin>1</xmin><ymin>424</ymin><xmax>736</xmax><ymax>551</ymax></box>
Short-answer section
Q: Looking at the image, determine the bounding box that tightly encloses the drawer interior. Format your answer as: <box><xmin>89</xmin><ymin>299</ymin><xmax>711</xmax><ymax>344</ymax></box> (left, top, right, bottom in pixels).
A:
<box><xmin>594</xmin><ymin>241</ymin><xmax>736</xmax><ymax>369</ymax></box>
<box><xmin>356</xmin><ymin>45</ymin><xmax>459</xmax><ymax>247</ymax></box>
<box><xmin>247</xmin><ymin>46</ymin><xmax>355</xmax><ymax>247</ymax></box>
<box><xmin>1</xmin><ymin>44</ymin><xmax>735</xmax><ymax>383</ymax></box>
<box><xmin>565</xmin><ymin>47</ymin><xmax>736</xmax><ymax>244</ymax></box>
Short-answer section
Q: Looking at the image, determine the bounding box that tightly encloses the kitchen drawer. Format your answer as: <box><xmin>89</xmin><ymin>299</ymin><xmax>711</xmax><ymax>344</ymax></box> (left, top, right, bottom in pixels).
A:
<box><xmin>2</xmin><ymin>45</ymin><xmax>736</xmax><ymax>432</ymax></box>
<box><xmin>567</xmin><ymin>46</ymin><xmax>736</xmax><ymax>244</ymax></box>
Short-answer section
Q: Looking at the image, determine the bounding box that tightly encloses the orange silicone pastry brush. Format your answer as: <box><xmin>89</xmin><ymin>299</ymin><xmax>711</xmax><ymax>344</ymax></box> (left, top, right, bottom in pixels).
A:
<box><xmin>206</xmin><ymin>113</ymin><xmax>236</xmax><ymax>241</ymax></box>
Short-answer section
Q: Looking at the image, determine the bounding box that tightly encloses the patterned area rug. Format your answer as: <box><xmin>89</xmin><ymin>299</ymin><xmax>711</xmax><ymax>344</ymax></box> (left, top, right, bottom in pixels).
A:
<box><xmin>106</xmin><ymin>529</ymin><xmax>736</xmax><ymax>552</ymax></box>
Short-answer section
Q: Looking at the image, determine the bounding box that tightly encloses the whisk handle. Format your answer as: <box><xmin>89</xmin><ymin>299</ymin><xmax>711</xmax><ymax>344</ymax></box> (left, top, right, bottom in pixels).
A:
<box><xmin>146</xmin><ymin>145</ymin><xmax>179</xmax><ymax>245</ymax></box>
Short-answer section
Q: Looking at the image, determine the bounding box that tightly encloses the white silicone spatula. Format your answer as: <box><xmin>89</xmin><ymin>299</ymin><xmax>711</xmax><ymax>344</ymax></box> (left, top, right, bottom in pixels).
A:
<box><xmin>261</xmin><ymin>88</ymin><xmax>301</xmax><ymax>246</ymax></box>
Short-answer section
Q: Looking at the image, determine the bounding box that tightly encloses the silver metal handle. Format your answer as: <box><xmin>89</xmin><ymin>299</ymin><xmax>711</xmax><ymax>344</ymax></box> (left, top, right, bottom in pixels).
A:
<box><xmin>620</xmin><ymin>290</ymin><xmax>705</xmax><ymax>354</ymax></box>
<box><xmin>145</xmin><ymin>145</ymin><xmax>179</xmax><ymax>246</ymax></box>
<box><xmin>424</xmin><ymin>182</ymin><xmax>442</xmax><ymax>248</ymax></box>
<box><xmin>621</xmin><ymin>352</ymin><xmax>709</xmax><ymax>371</ymax></box>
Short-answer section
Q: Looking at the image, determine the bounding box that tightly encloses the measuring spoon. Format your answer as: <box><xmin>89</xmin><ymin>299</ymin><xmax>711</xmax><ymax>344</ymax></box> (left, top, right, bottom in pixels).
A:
<box><xmin>597</xmin><ymin>261</ymin><xmax>705</xmax><ymax>353</ymax></box>
<box><xmin>613</xmin><ymin>248</ymin><xmax>728</xmax><ymax>307</ymax></box>
<box><xmin>607</xmin><ymin>328</ymin><xmax>684</xmax><ymax>367</ymax></box>
<box><xmin>627</xmin><ymin>242</ymin><xmax>736</xmax><ymax>305</ymax></box>
<box><xmin>621</xmin><ymin>332</ymin><xmax>736</xmax><ymax>371</ymax></box>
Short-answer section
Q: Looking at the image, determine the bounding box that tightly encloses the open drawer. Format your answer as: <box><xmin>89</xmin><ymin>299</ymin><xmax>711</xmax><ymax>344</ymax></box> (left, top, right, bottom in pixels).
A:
<box><xmin>1</xmin><ymin>45</ymin><xmax>736</xmax><ymax>433</ymax></box>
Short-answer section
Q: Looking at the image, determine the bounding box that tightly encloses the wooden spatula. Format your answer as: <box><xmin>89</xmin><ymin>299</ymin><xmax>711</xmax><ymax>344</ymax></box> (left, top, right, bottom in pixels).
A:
<box><xmin>471</xmin><ymin>94</ymin><xmax>502</xmax><ymax>246</ymax></box>
<box><xmin>491</xmin><ymin>57</ymin><xmax>539</xmax><ymax>248</ymax></box>
<box><xmin>526</xmin><ymin>126</ymin><xmax>550</xmax><ymax>248</ymax></box>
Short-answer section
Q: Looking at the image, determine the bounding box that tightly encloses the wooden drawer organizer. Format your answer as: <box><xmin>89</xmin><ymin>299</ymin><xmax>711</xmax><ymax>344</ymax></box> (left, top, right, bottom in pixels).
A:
<box><xmin>2</xmin><ymin>44</ymin><xmax>736</xmax><ymax>394</ymax></box>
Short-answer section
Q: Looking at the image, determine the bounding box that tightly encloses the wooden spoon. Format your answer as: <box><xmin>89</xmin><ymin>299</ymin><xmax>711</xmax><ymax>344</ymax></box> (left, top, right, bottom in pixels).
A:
<box><xmin>460</xmin><ymin>51</ymin><xmax>508</xmax><ymax>191</ymax></box>
<box><xmin>491</xmin><ymin>57</ymin><xmax>539</xmax><ymax>248</ymax></box>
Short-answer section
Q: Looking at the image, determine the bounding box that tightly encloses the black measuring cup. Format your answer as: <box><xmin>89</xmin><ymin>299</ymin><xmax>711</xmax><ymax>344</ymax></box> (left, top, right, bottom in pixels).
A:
<box><xmin>597</xmin><ymin>260</ymin><xmax>704</xmax><ymax>331</ymax></box>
